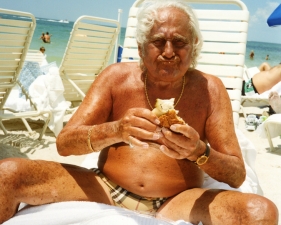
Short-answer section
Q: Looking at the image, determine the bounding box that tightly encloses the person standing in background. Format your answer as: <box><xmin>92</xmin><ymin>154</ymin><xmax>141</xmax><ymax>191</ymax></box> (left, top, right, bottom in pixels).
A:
<box><xmin>39</xmin><ymin>46</ymin><xmax>46</xmax><ymax>55</ymax></box>
<box><xmin>265</xmin><ymin>55</ymin><xmax>269</xmax><ymax>60</ymax></box>
<box><xmin>44</xmin><ymin>32</ymin><xmax>52</xmax><ymax>43</ymax></box>
<box><xmin>39</xmin><ymin>32</ymin><xmax>45</xmax><ymax>42</ymax></box>
<box><xmin>249</xmin><ymin>50</ymin><xmax>254</xmax><ymax>59</ymax></box>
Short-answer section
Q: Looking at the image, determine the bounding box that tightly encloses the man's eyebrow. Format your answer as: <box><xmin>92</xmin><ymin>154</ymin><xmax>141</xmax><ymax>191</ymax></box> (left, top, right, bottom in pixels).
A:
<box><xmin>149</xmin><ymin>34</ymin><xmax>165</xmax><ymax>40</ymax></box>
<box><xmin>149</xmin><ymin>34</ymin><xmax>189</xmax><ymax>42</ymax></box>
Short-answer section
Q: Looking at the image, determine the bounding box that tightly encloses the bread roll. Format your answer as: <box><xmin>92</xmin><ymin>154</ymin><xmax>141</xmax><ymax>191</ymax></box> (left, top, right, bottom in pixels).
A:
<box><xmin>152</xmin><ymin>98</ymin><xmax>185</xmax><ymax>128</ymax></box>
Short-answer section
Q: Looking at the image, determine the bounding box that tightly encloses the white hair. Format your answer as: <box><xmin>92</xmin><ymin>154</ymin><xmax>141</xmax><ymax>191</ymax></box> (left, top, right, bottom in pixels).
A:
<box><xmin>136</xmin><ymin>0</ymin><xmax>203</xmax><ymax>69</ymax></box>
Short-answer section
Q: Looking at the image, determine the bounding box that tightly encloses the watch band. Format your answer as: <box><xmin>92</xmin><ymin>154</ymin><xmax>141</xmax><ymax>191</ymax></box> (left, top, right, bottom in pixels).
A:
<box><xmin>194</xmin><ymin>144</ymin><xmax>210</xmax><ymax>166</ymax></box>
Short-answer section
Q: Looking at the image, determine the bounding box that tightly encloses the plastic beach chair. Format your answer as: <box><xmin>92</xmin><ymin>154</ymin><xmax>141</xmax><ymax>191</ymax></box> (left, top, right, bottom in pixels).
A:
<box><xmin>261</xmin><ymin>114</ymin><xmax>281</xmax><ymax>151</ymax></box>
<box><xmin>25</xmin><ymin>49</ymin><xmax>47</xmax><ymax>66</ymax></box>
<box><xmin>0</xmin><ymin>8</ymin><xmax>51</xmax><ymax>140</ymax></box>
<box><xmin>122</xmin><ymin>0</ymin><xmax>249</xmax><ymax>127</ymax></box>
<box><xmin>240</xmin><ymin>65</ymin><xmax>281</xmax><ymax>117</ymax></box>
<box><xmin>59</xmin><ymin>16</ymin><xmax>120</xmax><ymax>104</ymax></box>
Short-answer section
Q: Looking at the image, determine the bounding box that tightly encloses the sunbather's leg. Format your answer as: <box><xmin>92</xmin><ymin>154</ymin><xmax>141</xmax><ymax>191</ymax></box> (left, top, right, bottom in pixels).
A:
<box><xmin>269</xmin><ymin>91</ymin><xmax>281</xmax><ymax>113</ymax></box>
<box><xmin>157</xmin><ymin>188</ymin><xmax>278</xmax><ymax>225</ymax></box>
<box><xmin>252</xmin><ymin>64</ymin><xmax>281</xmax><ymax>94</ymax></box>
<box><xmin>0</xmin><ymin>158</ymin><xmax>113</xmax><ymax>223</ymax></box>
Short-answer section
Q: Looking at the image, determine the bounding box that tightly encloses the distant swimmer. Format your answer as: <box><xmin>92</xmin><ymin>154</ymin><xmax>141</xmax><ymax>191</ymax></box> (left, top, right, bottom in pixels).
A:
<box><xmin>265</xmin><ymin>54</ymin><xmax>269</xmax><ymax>60</ymax></box>
<box><xmin>44</xmin><ymin>32</ymin><xmax>52</xmax><ymax>43</ymax></box>
<box><xmin>39</xmin><ymin>32</ymin><xmax>45</xmax><ymax>42</ymax></box>
<box><xmin>249</xmin><ymin>50</ymin><xmax>254</xmax><ymax>59</ymax></box>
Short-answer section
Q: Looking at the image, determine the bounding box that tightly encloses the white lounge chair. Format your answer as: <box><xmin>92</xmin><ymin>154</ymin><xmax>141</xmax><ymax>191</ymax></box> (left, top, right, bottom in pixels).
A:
<box><xmin>59</xmin><ymin>16</ymin><xmax>120</xmax><ymax>104</ymax></box>
<box><xmin>240</xmin><ymin>66</ymin><xmax>281</xmax><ymax>117</ymax></box>
<box><xmin>0</xmin><ymin>8</ymin><xmax>51</xmax><ymax>140</ymax></box>
<box><xmin>122</xmin><ymin>0</ymin><xmax>249</xmax><ymax>127</ymax></box>
<box><xmin>25</xmin><ymin>49</ymin><xmax>47</xmax><ymax>66</ymax></box>
<box><xmin>256</xmin><ymin>114</ymin><xmax>281</xmax><ymax>151</ymax></box>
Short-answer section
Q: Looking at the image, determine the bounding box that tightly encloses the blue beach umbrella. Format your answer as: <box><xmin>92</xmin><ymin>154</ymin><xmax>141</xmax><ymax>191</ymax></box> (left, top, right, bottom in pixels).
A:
<box><xmin>267</xmin><ymin>4</ymin><xmax>281</xmax><ymax>27</ymax></box>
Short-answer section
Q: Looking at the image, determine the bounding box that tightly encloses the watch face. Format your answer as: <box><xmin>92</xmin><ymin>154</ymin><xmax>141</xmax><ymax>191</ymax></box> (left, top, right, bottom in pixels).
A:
<box><xmin>197</xmin><ymin>156</ymin><xmax>208</xmax><ymax>165</ymax></box>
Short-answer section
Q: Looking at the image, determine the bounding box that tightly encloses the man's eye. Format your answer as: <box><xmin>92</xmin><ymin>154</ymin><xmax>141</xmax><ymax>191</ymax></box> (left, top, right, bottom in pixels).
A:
<box><xmin>153</xmin><ymin>40</ymin><xmax>164</xmax><ymax>46</ymax></box>
<box><xmin>173</xmin><ymin>40</ymin><xmax>186</xmax><ymax>47</ymax></box>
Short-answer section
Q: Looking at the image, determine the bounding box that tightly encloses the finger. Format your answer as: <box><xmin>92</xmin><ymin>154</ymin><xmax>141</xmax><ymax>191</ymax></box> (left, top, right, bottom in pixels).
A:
<box><xmin>170</xmin><ymin>124</ymin><xmax>199</xmax><ymax>140</ymax></box>
<box><xmin>128</xmin><ymin>136</ymin><xmax>149</xmax><ymax>149</ymax></box>
<box><xmin>160</xmin><ymin>136</ymin><xmax>193</xmax><ymax>159</ymax></box>
<box><xmin>130</xmin><ymin>108</ymin><xmax>160</xmax><ymax>125</ymax></box>
<box><xmin>130</xmin><ymin>126</ymin><xmax>163</xmax><ymax>141</ymax></box>
<box><xmin>161</xmin><ymin>127</ymin><xmax>199</xmax><ymax>158</ymax></box>
<box><xmin>161</xmin><ymin>127</ymin><xmax>190</xmax><ymax>147</ymax></box>
<box><xmin>131</xmin><ymin>116</ymin><xmax>160</xmax><ymax>132</ymax></box>
<box><xmin>159</xmin><ymin>145</ymin><xmax>185</xmax><ymax>159</ymax></box>
<box><xmin>164</xmin><ymin>125</ymin><xmax>200</xmax><ymax>149</ymax></box>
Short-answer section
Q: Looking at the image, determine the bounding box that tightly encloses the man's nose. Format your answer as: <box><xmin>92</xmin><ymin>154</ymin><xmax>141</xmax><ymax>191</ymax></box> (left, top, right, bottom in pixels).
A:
<box><xmin>162</xmin><ymin>41</ymin><xmax>175</xmax><ymax>58</ymax></box>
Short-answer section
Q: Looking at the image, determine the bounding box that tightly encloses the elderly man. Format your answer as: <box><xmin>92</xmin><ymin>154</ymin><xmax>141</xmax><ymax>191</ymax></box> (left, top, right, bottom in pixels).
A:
<box><xmin>0</xmin><ymin>0</ymin><xmax>278</xmax><ymax>224</ymax></box>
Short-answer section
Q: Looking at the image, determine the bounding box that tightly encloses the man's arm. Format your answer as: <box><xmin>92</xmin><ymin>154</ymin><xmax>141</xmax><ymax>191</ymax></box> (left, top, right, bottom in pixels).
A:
<box><xmin>56</xmin><ymin>63</ymin><xmax>160</xmax><ymax>156</ymax></box>
<box><xmin>195</xmin><ymin>75</ymin><xmax>246</xmax><ymax>188</ymax></box>
<box><xmin>56</xmin><ymin>64</ymin><xmax>119</xmax><ymax>156</ymax></box>
<box><xmin>160</xmin><ymin>75</ymin><xmax>246</xmax><ymax>188</ymax></box>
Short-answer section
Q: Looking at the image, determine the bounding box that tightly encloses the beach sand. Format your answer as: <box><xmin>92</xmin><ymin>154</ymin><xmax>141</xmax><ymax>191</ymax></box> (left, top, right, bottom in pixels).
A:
<box><xmin>0</xmin><ymin>107</ymin><xmax>280</xmax><ymax>222</ymax></box>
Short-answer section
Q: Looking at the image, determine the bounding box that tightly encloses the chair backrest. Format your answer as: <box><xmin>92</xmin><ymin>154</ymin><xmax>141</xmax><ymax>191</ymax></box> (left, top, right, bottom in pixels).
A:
<box><xmin>0</xmin><ymin>8</ymin><xmax>36</xmax><ymax>109</ymax></box>
<box><xmin>59</xmin><ymin>16</ymin><xmax>120</xmax><ymax>103</ymax></box>
<box><xmin>121</xmin><ymin>0</ymin><xmax>249</xmax><ymax>126</ymax></box>
<box><xmin>26</xmin><ymin>50</ymin><xmax>46</xmax><ymax>66</ymax></box>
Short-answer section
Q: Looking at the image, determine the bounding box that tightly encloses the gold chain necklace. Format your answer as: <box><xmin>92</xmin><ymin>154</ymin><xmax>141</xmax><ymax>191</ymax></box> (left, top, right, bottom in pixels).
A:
<box><xmin>144</xmin><ymin>73</ymin><xmax>185</xmax><ymax>110</ymax></box>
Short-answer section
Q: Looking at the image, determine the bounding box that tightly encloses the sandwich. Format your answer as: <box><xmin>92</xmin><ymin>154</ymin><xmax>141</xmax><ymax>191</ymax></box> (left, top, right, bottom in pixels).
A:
<box><xmin>152</xmin><ymin>98</ymin><xmax>185</xmax><ymax>128</ymax></box>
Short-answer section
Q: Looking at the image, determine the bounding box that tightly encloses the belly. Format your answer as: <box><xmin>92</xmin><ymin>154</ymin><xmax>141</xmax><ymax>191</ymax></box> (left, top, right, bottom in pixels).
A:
<box><xmin>98</xmin><ymin>143</ymin><xmax>204</xmax><ymax>198</ymax></box>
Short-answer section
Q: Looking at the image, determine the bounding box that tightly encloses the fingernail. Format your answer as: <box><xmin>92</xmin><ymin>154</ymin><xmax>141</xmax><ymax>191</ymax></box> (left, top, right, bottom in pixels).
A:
<box><xmin>155</xmin><ymin>119</ymin><xmax>160</xmax><ymax>124</ymax></box>
<box><xmin>161</xmin><ymin>127</ymin><xmax>168</xmax><ymax>133</ymax></box>
<box><xmin>170</xmin><ymin>125</ymin><xmax>177</xmax><ymax>131</ymax></box>
<box><xmin>153</xmin><ymin>133</ymin><xmax>161</xmax><ymax>139</ymax></box>
<box><xmin>156</xmin><ymin>126</ymin><xmax>162</xmax><ymax>132</ymax></box>
<box><xmin>160</xmin><ymin>145</ymin><xmax>165</xmax><ymax>152</ymax></box>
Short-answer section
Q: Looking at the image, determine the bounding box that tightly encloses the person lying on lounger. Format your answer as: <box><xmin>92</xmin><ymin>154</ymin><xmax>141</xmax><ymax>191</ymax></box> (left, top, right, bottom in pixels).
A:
<box><xmin>243</xmin><ymin>62</ymin><xmax>281</xmax><ymax>96</ymax></box>
<box><xmin>0</xmin><ymin>1</ymin><xmax>278</xmax><ymax>224</ymax></box>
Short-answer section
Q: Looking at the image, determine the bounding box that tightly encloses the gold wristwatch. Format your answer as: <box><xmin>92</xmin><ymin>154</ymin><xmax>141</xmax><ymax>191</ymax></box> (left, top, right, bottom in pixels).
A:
<box><xmin>194</xmin><ymin>144</ymin><xmax>210</xmax><ymax>166</ymax></box>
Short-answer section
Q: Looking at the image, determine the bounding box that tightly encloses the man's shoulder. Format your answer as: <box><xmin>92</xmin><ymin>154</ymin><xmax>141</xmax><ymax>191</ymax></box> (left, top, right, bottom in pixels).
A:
<box><xmin>190</xmin><ymin>69</ymin><xmax>222</xmax><ymax>83</ymax></box>
<box><xmin>102</xmin><ymin>62</ymin><xmax>140</xmax><ymax>77</ymax></box>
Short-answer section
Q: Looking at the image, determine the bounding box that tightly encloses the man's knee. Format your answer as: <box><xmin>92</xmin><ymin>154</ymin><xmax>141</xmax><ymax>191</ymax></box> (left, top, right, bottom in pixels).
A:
<box><xmin>246</xmin><ymin>195</ymin><xmax>279</xmax><ymax>224</ymax></box>
<box><xmin>0</xmin><ymin>158</ymin><xmax>29</xmax><ymax>191</ymax></box>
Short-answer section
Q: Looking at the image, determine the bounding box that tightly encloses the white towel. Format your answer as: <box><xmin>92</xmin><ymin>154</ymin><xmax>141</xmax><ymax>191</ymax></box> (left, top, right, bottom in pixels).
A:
<box><xmin>3</xmin><ymin>202</ymin><xmax>193</xmax><ymax>225</ymax></box>
<box><xmin>29</xmin><ymin>67</ymin><xmax>71</xmax><ymax>136</ymax></box>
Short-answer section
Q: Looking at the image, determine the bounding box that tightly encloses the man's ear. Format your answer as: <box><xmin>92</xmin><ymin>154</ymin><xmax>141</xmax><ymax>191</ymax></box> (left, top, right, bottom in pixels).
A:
<box><xmin>138</xmin><ymin>44</ymin><xmax>143</xmax><ymax>57</ymax></box>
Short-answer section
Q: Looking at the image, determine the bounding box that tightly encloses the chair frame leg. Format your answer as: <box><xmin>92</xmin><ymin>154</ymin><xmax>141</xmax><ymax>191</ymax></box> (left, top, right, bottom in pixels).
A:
<box><xmin>264</xmin><ymin>122</ymin><xmax>275</xmax><ymax>152</ymax></box>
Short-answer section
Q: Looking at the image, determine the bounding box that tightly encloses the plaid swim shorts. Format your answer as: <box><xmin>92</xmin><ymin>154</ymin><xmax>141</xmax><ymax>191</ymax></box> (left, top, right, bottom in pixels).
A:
<box><xmin>92</xmin><ymin>168</ymin><xmax>168</xmax><ymax>215</ymax></box>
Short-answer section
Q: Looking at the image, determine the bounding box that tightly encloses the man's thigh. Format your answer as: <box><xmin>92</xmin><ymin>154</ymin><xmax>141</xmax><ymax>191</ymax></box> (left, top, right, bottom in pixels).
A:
<box><xmin>157</xmin><ymin>188</ymin><xmax>277</xmax><ymax>225</ymax></box>
<box><xmin>3</xmin><ymin>158</ymin><xmax>113</xmax><ymax>205</ymax></box>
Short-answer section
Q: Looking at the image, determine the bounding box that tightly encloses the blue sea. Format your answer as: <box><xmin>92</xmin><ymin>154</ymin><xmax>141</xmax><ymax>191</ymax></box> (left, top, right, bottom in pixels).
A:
<box><xmin>6</xmin><ymin>15</ymin><xmax>281</xmax><ymax>68</ymax></box>
<box><xmin>30</xmin><ymin>17</ymin><xmax>126</xmax><ymax>66</ymax></box>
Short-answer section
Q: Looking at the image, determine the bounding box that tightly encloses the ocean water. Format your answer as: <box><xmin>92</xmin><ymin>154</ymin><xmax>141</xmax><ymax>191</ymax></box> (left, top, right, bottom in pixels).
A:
<box><xmin>30</xmin><ymin>17</ymin><xmax>126</xmax><ymax>66</ymax></box>
<box><xmin>245</xmin><ymin>41</ymin><xmax>281</xmax><ymax>69</ymax></box>
<box><xmin>4</xmin><ymin>14</ymin><xmax>281</xmax><ymax>69</ymax></box>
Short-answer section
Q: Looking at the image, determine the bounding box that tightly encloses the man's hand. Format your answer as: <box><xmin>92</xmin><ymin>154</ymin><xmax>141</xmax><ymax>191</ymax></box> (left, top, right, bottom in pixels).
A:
<box><xmin>117</xmin><ymin>108</ymin><xmax>162</xmax><ymax>148</ymax></box>
<box><xmin>159</xmin><ymin>124</ymin><xmax>205</xmax><ymax>161</ymax></box>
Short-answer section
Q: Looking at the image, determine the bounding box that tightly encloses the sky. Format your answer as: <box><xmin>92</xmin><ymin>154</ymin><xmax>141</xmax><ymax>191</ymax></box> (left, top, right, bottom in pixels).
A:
<box><xmin>1</xmin><ymin>0</ymin><xmax>281</xmax><ymax>44</ymax></box>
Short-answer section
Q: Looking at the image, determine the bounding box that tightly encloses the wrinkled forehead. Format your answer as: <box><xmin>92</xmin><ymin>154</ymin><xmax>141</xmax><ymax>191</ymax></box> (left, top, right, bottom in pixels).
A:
<box><xmin>156</xmin><ymin>7</ymin><xmax>190</xmax><ymax>23</ymax></box>
<box><xmin>149</xmin><ymin>7</ymin><xmax>192</xmax><ymax>39</ymax></box>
